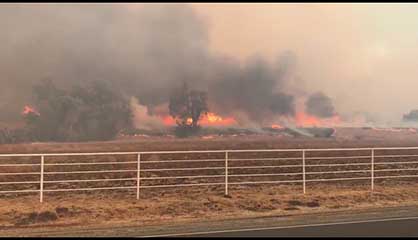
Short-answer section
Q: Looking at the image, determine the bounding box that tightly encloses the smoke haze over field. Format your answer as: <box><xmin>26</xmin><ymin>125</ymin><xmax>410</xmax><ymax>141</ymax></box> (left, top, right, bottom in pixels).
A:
<box><xmin>193</xmin><ymin>4</ymin><xmax>418</xmax><ymax>126</ymax></box>
<box><xmin>0</xmin><ymin>4</ymin><xmax>215</xmax><ymax>121</ymax></box>
<box><xmin>1</xmin><ymin>3</ymin><xmax>418</xmax><ymax>129</ymax></box>
<box><xmin>0</xmin><ymin>3</ymin><xmax>305</xmax><ymax>128</ymax></box>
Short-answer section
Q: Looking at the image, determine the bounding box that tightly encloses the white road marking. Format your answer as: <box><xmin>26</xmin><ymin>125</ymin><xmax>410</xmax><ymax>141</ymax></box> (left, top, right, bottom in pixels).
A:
<box><xmin>141</xmin><ymin>215</ymin><xmax>418</xmax><ymax>237</ymax></box>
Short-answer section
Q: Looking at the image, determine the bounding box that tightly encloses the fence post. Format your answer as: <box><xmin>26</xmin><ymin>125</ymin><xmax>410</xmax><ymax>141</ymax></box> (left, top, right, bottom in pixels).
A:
<box><xmin>137</xmin><ymin>153</ymin><xmax>141</xmax><ymax>200</ymax></box>
<box><xmin>371</xmin><ymin>148</ymin><xmax>374</xmax><ymax>191</ymax></box>
<box><xmin>225</xmin><ymin>151</ymin><xmax>228</xmax><ymax>196</ymax></box>
<box><xmin>40</xmin><ymin>155</ymin><xmax>44</xmax><ymax>203</ymax></box>
<box><xmin>302</xmin><ymin>150</ymin><xmax>306</xmax><ymax>194</ymax></box>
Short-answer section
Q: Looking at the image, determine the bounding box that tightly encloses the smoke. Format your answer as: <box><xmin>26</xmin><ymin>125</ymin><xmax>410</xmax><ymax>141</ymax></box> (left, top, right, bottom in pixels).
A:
<box><xmin>0</xmin><ymin>4</ymin><xmax>213</xmax><ymax>122</ymax></box>
<box><xmin>0</xmin><ymin>4</ymin><xmax>345</xmax><ymax>134</ymax></box>
<box><xmin>209</xmin><ymin>56</ymin><xmax>296</xmax><ymax>125</ymax></box>
<box><xmin>305</xmin><ymin>92</ymin><xmax>336</xmax><ymax>118</ymax></box>
<box><xmin>194</xmin><ymin>4</ymin><xmax>418</xmax><ymax>126</ymax></box>
<box><xmin>130</xmin><ymin>97</ymin><xmax>166</xmax><ymax>130</ymax></box>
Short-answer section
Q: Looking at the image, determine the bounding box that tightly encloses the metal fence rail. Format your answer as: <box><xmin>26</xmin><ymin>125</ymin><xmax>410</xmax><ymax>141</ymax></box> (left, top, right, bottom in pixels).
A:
<box><xmin>1</xmin><ymin>147</ymin><xmax>418</xmax><ymax>202</ymax></box>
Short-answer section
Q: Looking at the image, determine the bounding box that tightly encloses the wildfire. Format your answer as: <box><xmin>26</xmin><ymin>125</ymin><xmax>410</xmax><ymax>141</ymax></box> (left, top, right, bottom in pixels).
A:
<box><xmin>162</xmin><ymin>116</ymin><xmax>176</xmax><ymax>126</ymax></box>
<box><xmin>161</xmin><ymin>107</ymin><xmax>343</xmax><ymax>129</ymax></box>
<box><xmin>271</xmin><ymin>124</ymin><xmax>284</xmax><ymax>129</ymax></box>
<box><xmin>186</xmin><ymin>118</ymin><xmax>193</xmax><ymax>125</ymax></box>
<box><xmin>295</xmin><ymin>111</ymin><xmax>341</xmax><ymax>127</ymax></box>
<box><xmin>161</xmin><ymin>112</ymin><xmax>237</xmax><ymax>127</ymax></box>
<box><xmin>22</xmin><ymin>105</ymin><xmax>40</xmax><ymax>116</ymax></box>
<box><xmin>200</xmin><ymin>112</ymin><xmax>237</xmax><ymax>127</ymax></box>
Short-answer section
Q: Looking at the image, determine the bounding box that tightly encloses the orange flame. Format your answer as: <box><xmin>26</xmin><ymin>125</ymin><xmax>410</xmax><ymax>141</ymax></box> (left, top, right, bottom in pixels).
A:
<box><xmin>162</xmin><ymin>116</ymin><xmax>176</xmax><ymax>126</ymax></box>
<box><xmin>22</xmin><ymin>105</ymin><xmax>40</xmax><ymax>116</ymax></box>
<box><xmin>186</xmin><ymin>118</ymin><xmax>193</xmax><ymax>125</ymax></box>
<box><xmin>161</xmin><ymin>116</ymin><xmax>196</xmax><ymax>126</ymax></box>
<box><xmin>271</xmin><ymin>124</ymin><xmax>284</xmax><ymax>129</ymax></box>
<box><xmin>160</xmin><ymin>104</ymin><xmax>342</xmax><ymax>129</ymax></box>
<box><xmin>200</xmin><ymin>112</ymin><xmax>237</xmax><ymax>127</ymax></box>
<box><xmin>161</xmin><ymin>112</ymin><xmax>237</xmax><ymax>127</ymax></box>
<box><xmin>295</xmin><ymin>111</ymin><xmax>341</xmax><ymax>127</ymax></box>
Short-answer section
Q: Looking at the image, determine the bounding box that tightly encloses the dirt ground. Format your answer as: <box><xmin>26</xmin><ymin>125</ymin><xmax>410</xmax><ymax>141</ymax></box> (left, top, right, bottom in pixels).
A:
<box><xmin>1</xmin><ymin>127</ymin><xmax>418</xmax><ymax>231</ymax></box>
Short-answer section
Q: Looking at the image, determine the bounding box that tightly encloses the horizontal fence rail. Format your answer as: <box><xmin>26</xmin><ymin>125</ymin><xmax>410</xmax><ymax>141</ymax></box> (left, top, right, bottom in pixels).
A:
<box><xmin>1</xmin><ymin>147</ymin><xmax>418</xmax><ymax>202</ymax></box>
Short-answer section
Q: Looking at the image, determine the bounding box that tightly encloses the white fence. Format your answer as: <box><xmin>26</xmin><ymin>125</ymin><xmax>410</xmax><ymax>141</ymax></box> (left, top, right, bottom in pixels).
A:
<box><xmin>2</xmin><ymin>147</ymin><xmax>418</xmax><ymax>202</ymax></box>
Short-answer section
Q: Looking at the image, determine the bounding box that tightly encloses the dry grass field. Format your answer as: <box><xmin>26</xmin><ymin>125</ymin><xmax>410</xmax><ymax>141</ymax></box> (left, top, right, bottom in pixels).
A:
<box><xmin>2</xmin><ymin>182</ymin><xmax>418</xmax><ymax>230</ymax></box>
<box><xmin>1</xmin><ymin>127</ymin><xmax>418</xmax><ymax>230</ymax></box>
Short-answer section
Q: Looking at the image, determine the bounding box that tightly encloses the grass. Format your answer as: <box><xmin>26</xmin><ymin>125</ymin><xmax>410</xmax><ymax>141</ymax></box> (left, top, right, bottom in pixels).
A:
<box><xmin>1</xmin><ymin>181</ymin><xmax>418</xmax><ymax>229</ymax></box>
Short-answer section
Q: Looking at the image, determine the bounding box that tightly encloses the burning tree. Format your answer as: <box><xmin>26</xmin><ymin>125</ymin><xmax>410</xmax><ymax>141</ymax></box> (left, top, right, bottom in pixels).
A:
<box><xmin>22</xmin><ymin>106</ymin><xmax>40</xmax><ymax>124</ymax></box>
<box><xmin>169</xmin><ymin>82</ymin><xmax>208</xmax><ymax>137</ymax></box>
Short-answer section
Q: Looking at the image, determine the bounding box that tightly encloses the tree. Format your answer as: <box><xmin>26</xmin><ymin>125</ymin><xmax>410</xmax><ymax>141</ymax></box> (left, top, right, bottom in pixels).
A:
<box><xmin>169</xmin><ymin>82</ymin><xmax>208</xmax><ymax>137</ymax></box>
<box><xmin>189</xmin><ymin>90</ymin><xmax>208</xmax><ymax>128</ymax></box>
<box><xmin>24</xmin><ymin>80</ymin><xmax>133</xmax><ymax>142</ymax></box>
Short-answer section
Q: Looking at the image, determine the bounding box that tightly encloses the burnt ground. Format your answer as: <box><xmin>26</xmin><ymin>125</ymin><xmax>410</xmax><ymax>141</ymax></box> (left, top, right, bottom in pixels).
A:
<box><xmin>0</xmin><ymin>127</ymin><xmax>418</xmax><ymax>232</ymax></box>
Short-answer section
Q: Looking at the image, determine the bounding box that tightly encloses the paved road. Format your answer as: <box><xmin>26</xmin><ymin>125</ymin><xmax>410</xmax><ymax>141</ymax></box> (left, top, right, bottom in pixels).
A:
<box><xmin>179</xmin><ymin>217</ymin><xmax>418</xmax><ymax>237</ymax></box>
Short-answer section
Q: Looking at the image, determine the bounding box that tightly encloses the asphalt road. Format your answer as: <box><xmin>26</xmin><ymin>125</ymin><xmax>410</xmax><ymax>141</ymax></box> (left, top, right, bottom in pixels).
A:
<box><xmin>178</xmin><ymin>217</ymin><xmax>418</xmax><ymax>237</ymax></box>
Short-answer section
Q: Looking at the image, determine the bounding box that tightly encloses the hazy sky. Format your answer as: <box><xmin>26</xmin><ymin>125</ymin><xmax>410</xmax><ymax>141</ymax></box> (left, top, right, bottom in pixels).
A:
<box><xmin>189</xmin><ymin>3</ymin><xmax>418</xmax><ymax>125</ymax></box>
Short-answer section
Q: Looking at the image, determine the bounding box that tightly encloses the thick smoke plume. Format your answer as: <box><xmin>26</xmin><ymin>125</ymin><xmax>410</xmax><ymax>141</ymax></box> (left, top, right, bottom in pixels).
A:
<box><xmin>0</xmin><ymin>5</ymin><xmax>301</xmax><ymax>122</ymax></box>
<box><xmin>0</xmin><ymin>4</ymin><xmax>343</xmax><ymax>141</ymax></box>
<box><xmin>305</xmin><ymin>92</ymin><xmax>336</xmax><ymax>118</ymax></box>
<box><xmin>0</xmin><ymin>4</ymin><xmax>213</xmax><ymax>123</ymax></box>
<box><xmin>209</xmin><ymin>57</ymin><xmax>295</xmax><ymax>124</ymax></box>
